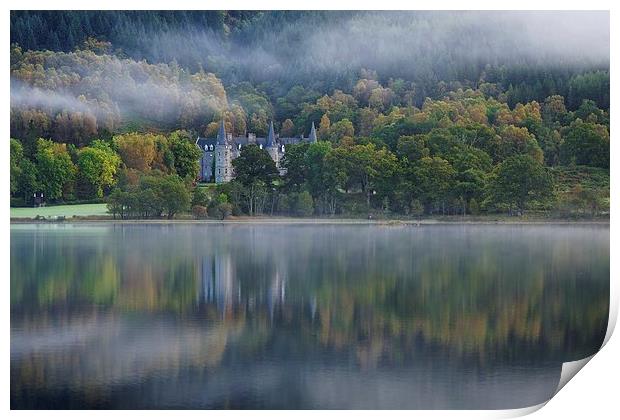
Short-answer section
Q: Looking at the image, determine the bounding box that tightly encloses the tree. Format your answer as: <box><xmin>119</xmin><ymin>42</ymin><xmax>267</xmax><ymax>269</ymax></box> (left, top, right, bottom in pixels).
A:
<box><xmin>10</xmin><ymin>139</ymin><xmax>23</xmax><ymax>195</ymax></box>
<box><xmin>192</xmin><ymin>205</ymin><xmax>208</xmax><ymax>219</ymax></box>
<box><xmin>106</xmin><ymin>188</ymin><xmax>130</xmax><ymax>219</ymax></box>
<box><xmin>16</xmin><ymin>158</ymin><xmax>39</xmax><ymax>205</ymax></box>
<box><xmin>487</xmin><ymin>154</ymin><xmax>553</xmax><ymax>214</ymax></box>
<box><xmin>318</xmin><ymin>113</ymin><xmax>331</xmax><ymax>140</ymax></box>
<box><xmin>410</xmin><ymin>199</ymin><xmax>424</xmax><ymax>220</ymax></box>
<box><xmin>208</xmin><ymin>193</ymin><xmax>233</xmax><ymax>219</ymax></box>
<box><xmin>192</xmin><ymin>187</ymin><xmax>210</xmax><ymax>207</ymax></box>
<box><xmin>159</xmin><ymin>175</ymin><xmax>191</xmax><ymax>219</ymax></box>
<box><xmin>113</xmin><ymin>133</ymin><xmax>157</xmax><ymax>172</ymax></box>
<box><xmin>411</xmin><ymin>156</ymin><xmax>455</xmax><ymax>214</ymax></box>
<box><xmin>328</xmin><ymin>143</ymin><xmax>398</xmax><ymax>209</ymax></box>
<box><xmin>574</xmin><ymin>99</ymin><xmax>607</xmax><ymax>124</ymax></box>
<box><xmin>306</xmin><ymin>142</ymin><xmax>341</xmax><ymax>215</ymax></box>
<box><xmin>76</xmin><ymin>140</ymin><xmax>121</xmax><ymax>198</ymax></box>
<box><xmin>542</xmin><ymin>95</ymin><xmax>567</xmax><ymax>125</ymax></box>
<box><xmin>560</xmin><ymin>120</ymin><xmax>609</xmax><ymax>168</ymax></box>
<box><xmin>397</xmin><ymin>135</ymin><xmax>428</xmax><ymax>162</ymax></box>
<box><xmin>497</xmin><ymin>125</ymin><xmax>544</xmax><ymax>164</ymax></box>
<box><xmin>168</xmin><ymin>130</ymin><xmax>202</xmax><ymax>179</ymax></box>
<box><xmin>281</xmin><ymin>142</ymin><xmax>310</xmax><ymax>192</ymax></box>
<box><xmin>232</xmin><ymin>144</ymin><xmax>279</xmax><ymax>215</ymax></box>
<box><xmin>106</xmin><ymin>172</ymin><xmax>191</xmax><ymax>219</ymax></box>
<box><xmin>329</xmin><ymin>118</ymin><xmax>355</xmax><ymax>143</ymax></box>
<box><xmin>35</xmin><ymin>139</ymin><xmax>76</xmax><ymax>201</ymax></box>
<box><xmin>294</xmin><ymin>190</ymin><xmax>314</xmax><ymax>216</ymax></box>
<box><xmin>358</xmin><ymin>107</ymin><xmax>378</xmax><ymax>136</ymax></box>
<box><xmin>281</xmin><ymin>119</ymin><xmax>295</xmax><ymax>137</ymax></box>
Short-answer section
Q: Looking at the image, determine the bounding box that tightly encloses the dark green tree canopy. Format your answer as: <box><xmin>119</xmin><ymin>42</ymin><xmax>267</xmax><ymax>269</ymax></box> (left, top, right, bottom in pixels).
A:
<box><xmin>232</xmin><ymin>144</ymin><xmax>279</xmax><ymax>187</ymax></box>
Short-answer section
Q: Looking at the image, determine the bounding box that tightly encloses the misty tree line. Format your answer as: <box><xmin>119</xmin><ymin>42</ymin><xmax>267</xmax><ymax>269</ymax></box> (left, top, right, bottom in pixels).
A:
<box><xmin>8</xmin><ymin>11</ymin><xmax>609</xmax><ymax>218</ymax></box>
<box><xmin>10</xmin><ymin>77</ymin><xmax>610</xmax><ymax>218</ymax></box>
<box><xmin>10</xmin><ymin>11</ymin><xmax>610</xmax><ymax>149</ymax></box>
<box><xmin>10</xmin><ymin>11</ymin><xmax>609</xmax><ymax>107</ymax></box>
<box><xmin>10</xmin><ymin>44</ymin><xmax>228</xmax><ymax>151</ymax></box>
<box><xmin>10</xmin><ymin>43</ymin><xmax>609</xmax><ymax>147</ymax></box>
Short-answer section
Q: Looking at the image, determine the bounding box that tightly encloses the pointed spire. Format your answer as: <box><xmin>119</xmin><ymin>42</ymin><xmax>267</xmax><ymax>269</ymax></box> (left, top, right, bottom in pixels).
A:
<box><xmin>266</xmin><ymin>120</ymin><xmax>276</xmax><ymax>147</ymax></box>
<box><xmin>217</xmin><ymin>120</ymin><xmax>227</xmax><ymax>145</ymax></box>
<box><xmin>309</xmin><ymin>121</ymin><xmax>317</xmax><ymax>143</ymax></box>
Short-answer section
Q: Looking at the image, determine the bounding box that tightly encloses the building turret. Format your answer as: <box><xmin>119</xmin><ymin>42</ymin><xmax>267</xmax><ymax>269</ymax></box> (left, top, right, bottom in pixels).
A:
<box><xmin>308</xmin><ymin>121</ymin><xmax>317</xmax><ymax>143</ymax></box>
<box><xmin>217</xmin><ymin>120</ymin><xmax>227</xmax><ymax>145</ymax></box>
<box><xmin>215</xmin><ymin>120</ymin><xmax>232</xmax><ymax>183</ymax></box>
<box><xmin>265</xmin><ymin>121</ymin><xmax>280</xmax><ymax>167</ymax></box>
<box><xmin>266</xmin><ymin>121</ymin><xmax>276</xmax><ymax>147</ymax></box>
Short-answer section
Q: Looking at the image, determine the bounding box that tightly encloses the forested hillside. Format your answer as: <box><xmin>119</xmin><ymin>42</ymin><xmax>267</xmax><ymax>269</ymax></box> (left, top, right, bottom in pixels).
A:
<box><xmin>9</xmin><ymin>11</ymin><xmax>610</xmax><ymax>218</ymax></box>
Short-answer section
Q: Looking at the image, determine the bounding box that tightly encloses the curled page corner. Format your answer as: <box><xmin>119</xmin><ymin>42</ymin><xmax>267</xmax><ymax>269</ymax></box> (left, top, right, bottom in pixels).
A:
<box><xmin>490</xmin><ymin>354</ymin><xmax>597</xmax><ymax>419</ymax></box>
<box><xmin>495</xmin><ymin>401</ymin><xmax>548</xmax><ymax>418</ymax></box>
<box><xmin>554</xmin><ymin>355</ymin><xmax>595</xmax><ymax>396</ymax></box>
<box><xmin>602</xmin><ymin>286</ymin><xmax>618</xmax><ymax>349</ymax></box>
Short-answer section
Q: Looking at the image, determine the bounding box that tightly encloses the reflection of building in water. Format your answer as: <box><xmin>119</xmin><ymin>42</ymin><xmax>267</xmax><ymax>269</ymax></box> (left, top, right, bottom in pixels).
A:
<box><xmin>201</xmin><ymin>252</ymin><xmax>235</xmax><ymax>313</ymax></box>
<box><xmin>199</xmin><ymin>251</ymin><xmax>286</xmax><ymax>316</ymax></box>
<box><xmin>268</xmin><ymin>268</ymin><xmax>286</xmax><ymax>319</ymax></box>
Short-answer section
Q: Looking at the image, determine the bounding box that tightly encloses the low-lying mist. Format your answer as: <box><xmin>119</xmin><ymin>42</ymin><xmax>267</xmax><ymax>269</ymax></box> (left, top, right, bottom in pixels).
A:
<box><xmin>134</xmin><ymin>11</ymin><xmax>610</xmax><ymax>83</ymax></box>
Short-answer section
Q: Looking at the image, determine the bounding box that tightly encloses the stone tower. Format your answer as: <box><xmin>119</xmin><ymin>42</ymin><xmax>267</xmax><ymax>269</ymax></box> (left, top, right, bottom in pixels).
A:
<box><xmin>265</xmin><ymin>121</ymin><xmax>280</xmax><ymax>168</ymax></box>
<box><xmin>214</xmin><ymin>120</ymin><xmax>233</xmax><ymax>183</ymax></box>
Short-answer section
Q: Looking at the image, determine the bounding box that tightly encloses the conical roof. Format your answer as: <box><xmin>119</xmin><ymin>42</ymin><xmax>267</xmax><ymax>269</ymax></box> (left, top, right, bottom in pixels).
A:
<box><xmin>217</xmin><ymin>120</ymin><xmax>227</xmax><ymax>145</ymax></box>
<box><xmin>266</xmin><ymin>121</ymin><xmax>276</xmax><ymax>147</ymax></box>
<box><xmin>309</xmin><ymin>121</ymin><xmax>317</xmax><ymax>142</ymax></box>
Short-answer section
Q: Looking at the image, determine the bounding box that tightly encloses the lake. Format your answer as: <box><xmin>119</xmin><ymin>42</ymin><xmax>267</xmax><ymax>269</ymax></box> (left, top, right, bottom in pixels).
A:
<box><xmin>10</xmin><ymin>223</ymin><xmax>609</xmax><ymax>409</ymax></box>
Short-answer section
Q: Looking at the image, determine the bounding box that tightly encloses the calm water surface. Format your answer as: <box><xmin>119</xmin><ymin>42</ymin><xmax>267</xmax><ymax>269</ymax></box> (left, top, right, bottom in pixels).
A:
<box><xmin>10</xmin><ymin>223</ymin><xmax>609</xmax><ymax>409</ymax></box>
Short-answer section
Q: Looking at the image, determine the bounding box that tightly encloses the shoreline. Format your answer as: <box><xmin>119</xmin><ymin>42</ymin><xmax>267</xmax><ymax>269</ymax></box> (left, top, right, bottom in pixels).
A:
<box><xmin>10</xmin><ymin>216</ymin><xmax>610</xmax><ymax>226</ymax></box>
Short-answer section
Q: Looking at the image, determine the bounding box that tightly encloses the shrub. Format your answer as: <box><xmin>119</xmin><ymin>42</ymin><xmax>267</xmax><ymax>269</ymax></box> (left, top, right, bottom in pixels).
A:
<box><xmin>192</xmin><ymin>205</ymin><xmax>208</xmax><ymax>219</ymax></box>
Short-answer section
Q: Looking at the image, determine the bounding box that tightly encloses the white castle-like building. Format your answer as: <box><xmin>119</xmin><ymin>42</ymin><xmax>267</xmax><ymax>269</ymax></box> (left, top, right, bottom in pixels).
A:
<box><xmin>195</xmin><ymin>120</ymin><xmax>317</xmax><ymax>183</ymax></box>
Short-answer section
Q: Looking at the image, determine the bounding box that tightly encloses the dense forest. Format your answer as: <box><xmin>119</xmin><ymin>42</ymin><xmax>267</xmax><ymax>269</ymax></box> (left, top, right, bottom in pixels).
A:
<box><xmin>9</xmin><ymin>11</ymin><xmax>610</xmax><ymax>218</ymax></box>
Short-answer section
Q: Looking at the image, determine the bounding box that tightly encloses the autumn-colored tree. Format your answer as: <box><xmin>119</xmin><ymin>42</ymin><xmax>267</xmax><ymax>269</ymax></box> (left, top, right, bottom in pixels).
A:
<box><xmin>114</xmin><ymin>133</ymin><xmax>157</xmax><ymax>172</ymax></box>
<box><xmin>329</xmin><ymin>118</ymin><xmax>354</xmax><ymax>143</ymax></box>
<box><xmin>358</xmin><ymin>107</ymin><xmax>378</xmax><ymax>137</ymax></box>
<box><xmin>281</xmin><ymin>119</ymin><xmax>295</xmax><ymax>137</ymax></box>
<box><xmin>498</xmin><ymin>125</ymin><xmax>544</xmax><ymax>163</ymax></box>
<box><xmin>542</xmin><ymin>95</ymin><xmax>567</xmax><ymax>124</ymax></box>
<box><xmin>318</xmin><ymin>113</ymin><xmax>330</xmax><ymax>140</ymax></box>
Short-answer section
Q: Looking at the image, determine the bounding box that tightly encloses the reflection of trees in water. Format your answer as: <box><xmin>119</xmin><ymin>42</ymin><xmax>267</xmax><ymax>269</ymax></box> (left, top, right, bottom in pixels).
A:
<box><xmin>11</xmin><ymin>313</ymin><xmax>241</xmax><ymax>403</ymax></box>
<box><xmin>11</xmin><ymin>225</ymin><xmax>609</xmax><ymax>375</ymax></box>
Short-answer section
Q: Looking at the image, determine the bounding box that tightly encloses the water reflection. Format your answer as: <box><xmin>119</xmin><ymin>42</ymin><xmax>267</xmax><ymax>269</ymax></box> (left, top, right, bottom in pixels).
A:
<box><xmin>11</xmin><ymin>224</ymin><xmax>609</xmax><ymax>409</ymax></box>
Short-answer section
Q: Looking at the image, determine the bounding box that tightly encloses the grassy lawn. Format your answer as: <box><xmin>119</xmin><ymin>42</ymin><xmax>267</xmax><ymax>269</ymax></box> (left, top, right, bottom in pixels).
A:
<box><xmin>11</xmin><ymin>203</ymin><xmax>109</xmax><ymax>218</ymax></box>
